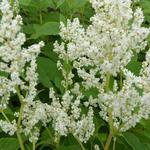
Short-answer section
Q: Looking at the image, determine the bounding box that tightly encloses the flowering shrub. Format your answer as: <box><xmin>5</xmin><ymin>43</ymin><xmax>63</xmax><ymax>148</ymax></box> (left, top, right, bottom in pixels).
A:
<box><xmin>0</xmin><ymin>0</ymin><xmax>150</xmax><ymax>150</ymax></box>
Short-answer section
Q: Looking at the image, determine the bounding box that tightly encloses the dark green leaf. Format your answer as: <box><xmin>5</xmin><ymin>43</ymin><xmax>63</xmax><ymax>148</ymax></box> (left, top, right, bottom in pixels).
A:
<box><xmin>123</xmin><ymin>132</ymin><xmax>148</xmax><ymax>150</ymax></box>
<box><xmin>37</xmin><ymin>57</ymin><xmax>63</xmax><ymax>91</ymax></box>
<box><xmin>56</xmin><ymin>145</ymin><xmax>81</xmax><ymax>150</ymax></box>
<box><xmin>0</xmin><ymin>138</ymin><xmax>19</xmax><ymax>150</ymax></box>
<box><xmin>126</xmin><ymin>55</ymin><xmax>142</xmax><ymax>75</ymax></box>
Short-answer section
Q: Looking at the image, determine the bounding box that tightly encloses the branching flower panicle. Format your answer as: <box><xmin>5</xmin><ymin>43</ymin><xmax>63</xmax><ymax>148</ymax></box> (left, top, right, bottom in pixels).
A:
<box><xmin>54</xmin><ymin>0</ymin><xmax>150</xmax><ymax>138</ymax></box>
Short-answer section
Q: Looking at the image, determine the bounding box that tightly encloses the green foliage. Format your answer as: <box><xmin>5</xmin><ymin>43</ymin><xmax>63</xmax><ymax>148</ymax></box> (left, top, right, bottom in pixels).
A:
<box><xmin>139</xmin><ymin>0</ymin><xmax>150</xmax><ymax>24</ymax></box>
<box><xmin>0</xmin><ymin>0</ymin><xmax>150</xmax><ymax>150</ymax></box>
<box><xmin>123</xmin><ymin>132</ymin><xmax>146</xmax><ymax>150</ymax></box>
<box><xmin>56</xmin><ymin>145</ymin><xmax>81</xmax><ymax>150</ymax></box>
<box><xmin>30</xmin><ymin>22</ymin><xmax>60</xmax><ymax>39</ymax></box>
<box><xmin>37</xmin><ymin>56</ymin><xmax>63</xmax><ymax>91</ymax></box>
<box><xmin>0</xmin><ymin>138</ymin><xmax>19</xmax><ymax>150</ymax></box>
<box><xmin>126</xmin><ymin>54</ymin><xmax>142</xmax><ymax>75</ymax></box>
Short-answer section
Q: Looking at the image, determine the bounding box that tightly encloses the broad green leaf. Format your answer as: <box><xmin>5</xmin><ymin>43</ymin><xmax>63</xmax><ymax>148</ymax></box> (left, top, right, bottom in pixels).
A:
<box><xmin>59</xmin><ymin>14</ymin><xmax>67</xmax><ymax>23</ymax></box>
<box><xmin>31</xmin><ymin>22</ymin><xmax>60</xmax><ymax>39</ymax></box>
<box><xmin>59</xmin><ymin>0</ymin><xmax>88</xmax><ymax>14</ymax></box>
<box><xmin>43</xmin><ymin>12</ymin><xmax>61</xmax><ymax>22</ymax></box>
<box><xmin>3</xmin><ymin>107</ymin><xmax>13</xmax><ymax>115</ymax></box>
<box><xmin>19</xmin><ymin>0</ymin><xmax>31</xmax><ymax>6</ymax></box>
<box><xmin>116</xmin><ymin>135</ymin><xmax>136</xmax><ymax>150</ymax></box>
<box><xmin>115</xmin><ymin>140</ymin><xmax>131</xmax><ymax>150</ymax></box>
<box><xmin>126</xmin><ymin>54</ymin><xmax>142</xmax><ymax>75</ymax></box>
<box><xmin>123</xmin><ymin>132</ymin><xmax>147</xmax><ymax>150</ymax></box>
<box><xmin>19</xmin><ymin>0</ymin><xmax>53</xmax><ymax>9</ymax></box>
<box><xmin>37</xmin><ymin>57</ymin><xmax>63</xmax><ymax>91</ymax></box>
<box><xmin>66</xmin><ymin>0</ymin><xmax>88</xmax><ymax>9</ymax></box>
<box><xmin>140</xmin><ymin>0</ymin><xmax>150</xmax><ymax>23</ymax></box>
<box><xmin>42</xmin><ymin>13</ymin><xmax>66</xmax><ymax>24</ymax></box>
<box><xmin>0</xmin><ymin>138</ymin><xmax>19</xmax><ymax>150</ymax></box>
<box><xmin>23</xmin><ymin>24</ymin><xmax>35</xmax><ymax>34</ymax></box>
<box><xmin>41</xmin><ymin>43</ymin><xmax>58</xmax><ymax>62</ymax></box>
<box><xmin>139</xmin><ymin>119</ymin><xmax>150</xmax><ymax>140</ymax></box>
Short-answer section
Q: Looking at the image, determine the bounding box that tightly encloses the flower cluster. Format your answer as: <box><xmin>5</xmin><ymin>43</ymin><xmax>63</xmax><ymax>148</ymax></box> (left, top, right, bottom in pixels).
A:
<box><xmin>49</xmin><ymin>85</ymin><xmax>95</xmax><ymax>143</ymax></box>
<box><xmin>0</xmin><ymin>0</ymin><xmax>44</xmax><ymax>109</ymax></box>
<box><xmin>57</xmin><ymin>0</ymin><xmax>149</xmax><ymax>77</ymax></box>
<box><xmin>0</xmin><ymin>0</ymin><xmax>44</xmax><ymax>141</ymax></box>
<box><xmin>54</xmin><ymin>0</ymin><xmax>150</xmax><ymax>135</ymax></box>
<box><xmin>0</xmin><ymin>0</ymin><xmax>95</xmax><ymax>145</ymax></box>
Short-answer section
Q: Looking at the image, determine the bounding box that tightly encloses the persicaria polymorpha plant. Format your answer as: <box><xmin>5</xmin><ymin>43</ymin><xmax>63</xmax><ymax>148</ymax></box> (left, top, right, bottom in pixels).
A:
<box><xmin>0</xmin><ymin>0</ymin><xmax>150</xmax><ymax>150</ymax></box>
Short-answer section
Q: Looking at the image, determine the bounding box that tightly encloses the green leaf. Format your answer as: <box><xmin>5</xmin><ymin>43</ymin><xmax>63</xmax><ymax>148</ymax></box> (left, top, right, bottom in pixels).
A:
<box><xmin>19</xmin><ymin>0</ymin><xmax>53</xmax><ymax>9</ymax></box>
<box><xmin>0</xmin><ymin>138</ymin><xmax>19</xmax><ymax>150</ymax></box>
<box><xmin>41</xmin><ymin>43</ymin><xmax>58</xmax><ymax>62</ymax></box>
<box><xmin>23</xmin><ymin>24</ymin><xmax>35</xmax><ymax>34</ymax></box>
<box><xmin>83</xmin><ymin>87</ymin><xmax>99</xmax><ymax>98</ymax></box>
<box><xmin>140</xmin><ymin>119</ymin><xmax>150</xmax><ymax>140</ymax></box>
<box><xmin>19</xmin><ymin>0</ymin><xmax>31</xmax><ymax>6</ymax></box>
<box><xmin>31</xmin><ymin>22</ymin><xmax>60</xmax><ymax>39</ymax></box>
<box><xmin>140</xmin><ymin>0</ymin><xmax>150</xmax><ymax>23</ymax></box>
<box><xmin>56</xmin><ymin>0</ymin><xmax>65</xmax><ymax>8</ymax></box>
<box><xmin>0</xmin><ymin>71</ymin><xmax>9</xmax><ymax>77</ymax></box>
<box><xmin>56</xmin><ymin>145</ymin><xmax>81</xmax><ymax>150</ymax></box>
<box><xmin>147</xmin><ymin>35</ymin><xmax>150</xmax><ymax>47</ymax></box>
<box><xmin>37</xmin><ymin>57</ymin><xmax>63</xmax><ymax>91</ymax></box>
<box><xmin>59</xmin><ymin>14</ymin><xmax>67</xmax><ymax>23</ymax></box>
<box><xmin>126</xmin><ymin>54</ymin><xmax>142</xmax><ymax>75</ymax></box>
<box><xmin>24</xmin><ymin>144</ymin><xmax>33</xmax><ymax>150</ymax></box>
<box><xmin>122</xmin><ymin>132</ymin><xmax>148</xmax><ymax>150</ymax></box>
<box><xmin>43</xmin><ymin>12</ymin><xmax>61</xmax><ymax>22</ymax></box>
<box><xmin>66</xmin><ymin>0</ymin><xmax>88</xmax><ymax>9</ymax></box>
<box><xmin>59</xmin><ymin>0</ymin><xmax>88</xmax><ymax>14</ymax></box>
<box><xmin>115</xmin><ymin>137</ymin><xmax>132</xmax><ymax>150</ymax></box>
<box><xmin>38</xmin><ymin>126</ymin><xmax>55</xmax><ymax>148</ymax></box>
<box><xmin>3</xmin><ymin>107</ymin><xmax>13</xmax><ymax>115</ymax></box>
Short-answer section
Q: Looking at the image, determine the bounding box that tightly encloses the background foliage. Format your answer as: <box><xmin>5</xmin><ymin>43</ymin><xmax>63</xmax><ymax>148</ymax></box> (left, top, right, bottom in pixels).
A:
<box><xmin>0</xmin><ymin>0</ymin><xmax>150</xmax><ymax>149</ymax></box>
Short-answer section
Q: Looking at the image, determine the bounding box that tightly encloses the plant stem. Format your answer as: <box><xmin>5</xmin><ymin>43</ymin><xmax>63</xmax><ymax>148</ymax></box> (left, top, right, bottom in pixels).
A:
<box><xmin>15</xmin><ymin>86</ymin><xmax>25</xmax><ymax>150</ymax></box>
<box><xmin>1</xmin><ymin>111</ymin><xmax>10</xmax><ymax>123</ymax></box>
<box><xmin>16</xmin><ymin>87</ymin><xmax>25</xmax><ymax>128</ymax></box>
<box><xmin>74</xmin><ymin>135</ymin><xmax>86</xmax><ymax>150</ymax></box>
<box><xmin>113</xmin><ymin>137</ymin><xmax>116</xmax><ymax>150</ymax></box>
<box><xmin>108</xmin><ymin>109</ymin><xmax>113</xmax><ymax>134</ymax></box>
<box><xmin>105</xmin><ymin>74</ymin><xmax>110</xmax><ymax>92</ymax></box>
<box><xmin>54</xmin><ymin>135</ymin><xmax>60</xmax><ymax>148</ymax></box>
<box><xmin>17</xmin><ymin>103</ymin><xmax>24</xmax><ymax>127</ymax></box>
<box><xmin>104</xmin><ymin>132</ymin><xmax>113</xmax><ymax>150</ymax></box>
<box><xmin>10</xmin><ymin>0</ymin><xmax>14</xmax><ymax>6</ymax></box>
<box><xmin>104</xmin><ymin>73</ymin><xmax>113</xmax><ymax>150</ymax></box>
<box><xmin>39</xmin><ymin>10</ymin><xmax>43</xmax><ymax>24</ymax></box>
<box><xmin>32</xmin><ymin>139</ymin><xmax>35</xmax><ymax>150</ymax></box>
<box><xmin>16</xmin><ymin>86</ymin><xmax>24</xmax><ymax>103</ymax></box>
<box><xmin>119</xmin><ymin>71</ymin><xmax>123</xmax><ymax>90</ymax></box>
<box><xmin>16</xmin><ymin>131</ymin><xmax>25</xmax><ymax>150</ymax></box>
